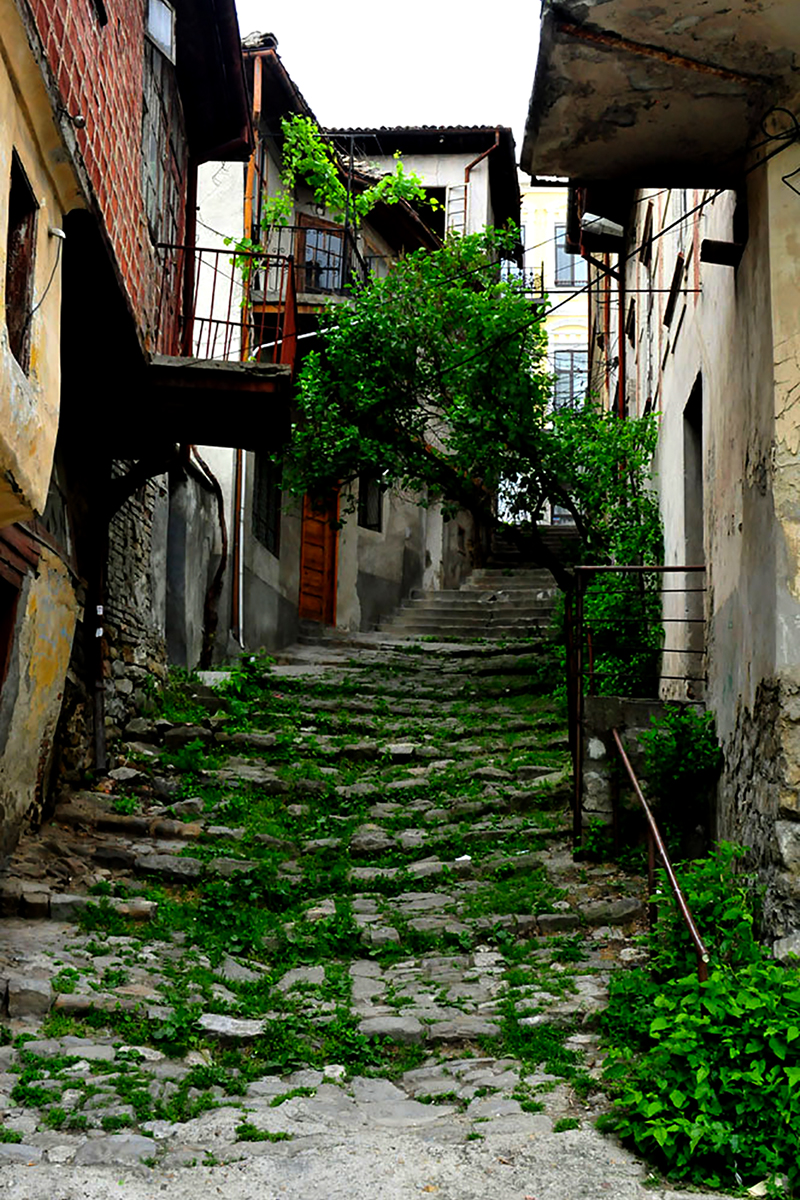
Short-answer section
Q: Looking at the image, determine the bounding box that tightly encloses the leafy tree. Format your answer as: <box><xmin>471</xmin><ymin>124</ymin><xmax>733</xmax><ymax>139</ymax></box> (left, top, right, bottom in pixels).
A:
<box><xmin>281</xmin><ymin>226</ymin><xmax>661</xmax><ymax>592</ymax></box>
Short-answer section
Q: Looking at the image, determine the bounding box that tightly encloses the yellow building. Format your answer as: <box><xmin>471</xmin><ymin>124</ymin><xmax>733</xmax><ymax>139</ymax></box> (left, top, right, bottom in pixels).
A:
<box><xmin>518</xmin><ymin>176</ymin><xmax>589</xmax><ymax>522</ymax></box>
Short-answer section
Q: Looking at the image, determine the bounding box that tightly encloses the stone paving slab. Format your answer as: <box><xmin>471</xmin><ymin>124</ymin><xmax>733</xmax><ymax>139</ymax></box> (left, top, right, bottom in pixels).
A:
<box><xmin>0</xmin><ymin>634</ymin><xmax>685</xmax><ymax>1195</ymax></box>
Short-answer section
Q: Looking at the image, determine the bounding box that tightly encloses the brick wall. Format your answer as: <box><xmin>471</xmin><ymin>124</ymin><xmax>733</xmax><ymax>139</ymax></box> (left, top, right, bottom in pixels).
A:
<box><xmin>25</xmin><ymin>0</ymin><xmax>185</xmax><ymax>347</ymax></box>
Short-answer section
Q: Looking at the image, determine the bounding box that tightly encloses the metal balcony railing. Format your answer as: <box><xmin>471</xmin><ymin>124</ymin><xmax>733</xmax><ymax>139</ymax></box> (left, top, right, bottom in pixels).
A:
<box><xmin>155</xmin><ymin>244</ymin><xmax>298</xmax><ymax>368</ymax></box>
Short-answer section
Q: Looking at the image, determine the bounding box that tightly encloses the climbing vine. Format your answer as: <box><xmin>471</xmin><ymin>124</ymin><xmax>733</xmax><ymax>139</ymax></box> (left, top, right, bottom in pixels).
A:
<box><xmin>261</xmin><ymin>115</ymin><xmax>434</xmax><ymax>231</ymax></box>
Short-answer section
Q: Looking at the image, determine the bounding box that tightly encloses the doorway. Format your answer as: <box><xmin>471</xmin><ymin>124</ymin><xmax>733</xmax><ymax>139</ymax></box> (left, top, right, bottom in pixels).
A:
<box><xmin>298</xmin><ymin>492</ymin><xmax>339</xmax><ymax>624</ymax></box>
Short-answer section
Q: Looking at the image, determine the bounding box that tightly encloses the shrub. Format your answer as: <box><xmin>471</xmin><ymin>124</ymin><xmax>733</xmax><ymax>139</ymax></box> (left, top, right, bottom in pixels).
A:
<box><xmin>600</xmin><ymin>843</ymin><xmax>797</xmax><ymax>1194</ymax></box>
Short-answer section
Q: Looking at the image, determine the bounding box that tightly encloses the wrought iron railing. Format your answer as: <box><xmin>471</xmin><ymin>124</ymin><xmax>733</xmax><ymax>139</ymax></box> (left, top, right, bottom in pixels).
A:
<box><xmin>565</xmin><ymin>564</ymin><xmax>707</xmax><ymax>844</ymax></box>
<box><xmin>155</xmin><ymin>244</ymin><xmax>298</xmax><ymax>368</ymax></box>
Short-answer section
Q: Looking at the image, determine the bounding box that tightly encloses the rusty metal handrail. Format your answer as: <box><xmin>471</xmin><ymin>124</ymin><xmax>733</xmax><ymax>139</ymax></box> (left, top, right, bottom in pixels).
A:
<box><xmin>566</xmin><ymin>563</ymin><xmax>708</xmax><ymax>848</ymax></box>
<box><xmin>611</xmin><ymin>727</ymin><xmax>710</xmax><ymax>982</ymax></box>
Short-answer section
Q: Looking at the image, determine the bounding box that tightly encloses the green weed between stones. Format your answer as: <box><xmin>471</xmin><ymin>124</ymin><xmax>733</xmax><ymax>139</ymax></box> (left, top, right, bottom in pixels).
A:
<box><xmin>9</xmin><ymin>649</ymin><xmax>595</xmax><ymax>1140</ymax></box>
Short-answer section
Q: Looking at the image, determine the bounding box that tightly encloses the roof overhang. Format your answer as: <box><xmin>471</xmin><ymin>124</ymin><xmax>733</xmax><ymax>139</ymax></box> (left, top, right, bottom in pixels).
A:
<box><xmin>114</xmin><ymin>357</ymin><xmax>293</xmax><ymax>454</ymax></box>
<box><xmin>328</xmin><ymin>127</ymin><xmax>521</xmax><ymax>229</ymax></box>
<box><xmin>522</xmin><ymin>0</ymin><xmax>800</xmax><ymax>186</ymax></box>
<box><xmin>175</xmin><ymin>0</ymin><xmax>253</xmax><ymax>162</ymax></box>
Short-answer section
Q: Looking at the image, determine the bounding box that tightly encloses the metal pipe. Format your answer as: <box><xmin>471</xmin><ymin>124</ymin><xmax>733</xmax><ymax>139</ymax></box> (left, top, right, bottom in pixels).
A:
<box><xmin>464</xmin><ymin>129</ymin><xmax>500</xmax><ymax>184</ymax></box>
<box><xmin>611</xmin><ymin>727</ymin><xmax>710</xmax><ymax>982</ymax></box>
<box><xmin>573</xmin><ymin>575</ymin><xmax>585</xmax><ymax>846</ymax></box>
<box><xmin>464</xmin><ymin>130</ymin><xmax>500</xmax><ymax>231</ymax></box>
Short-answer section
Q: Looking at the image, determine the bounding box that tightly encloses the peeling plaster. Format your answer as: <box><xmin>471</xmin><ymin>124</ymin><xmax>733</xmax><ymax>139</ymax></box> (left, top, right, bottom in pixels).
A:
<box><xmin>0</xmin><ymin>548</ymin><xmax>78</xmax><ymax>862</ymax></box>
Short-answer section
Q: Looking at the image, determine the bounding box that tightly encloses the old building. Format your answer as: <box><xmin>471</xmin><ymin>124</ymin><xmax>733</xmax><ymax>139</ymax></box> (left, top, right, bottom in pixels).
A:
<box><xmin>0</xmin><ymin>0</ymin><xmax>292</xmax><ymax>859</ymax></box>
<box><xmin>169</xmin><ymin>36</ymin><xmax>522</xmax><ymax>663</ymax></box>
<box><xmin>523</xmin><ymin>0</ymin><xmax>800</xmax><ymax>941</ymax></box>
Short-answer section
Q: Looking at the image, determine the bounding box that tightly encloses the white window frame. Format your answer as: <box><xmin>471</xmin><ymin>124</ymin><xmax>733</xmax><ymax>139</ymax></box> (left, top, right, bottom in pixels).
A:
<box><xmin>147</xmin><ymin>0</ymin><xmax>176</xmax><ymax>63</ymax></box>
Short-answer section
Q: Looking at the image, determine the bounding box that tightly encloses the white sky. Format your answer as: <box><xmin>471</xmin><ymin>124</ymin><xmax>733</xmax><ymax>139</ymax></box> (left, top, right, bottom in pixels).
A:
<box><xmin>233</xmin><ymin>0</ymin><xmax>540</xmax><ymax>159</ymax></box>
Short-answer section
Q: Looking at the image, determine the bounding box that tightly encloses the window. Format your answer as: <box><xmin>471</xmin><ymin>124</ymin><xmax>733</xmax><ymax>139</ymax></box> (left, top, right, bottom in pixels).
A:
<box><xmin>5</xmin><ymin>152</ymin><xmax>38</xmax><ymax>373</ymax></box>
<box><xmin>147</xmin><ymin>0</ymin><xmax>175</xmax><ymax>62</ymax></box>
<box><xmin>554</xmin><ymin>223</ymin><xmax>587</xmax><ymax>287</ymax></box>
<box><xmin>296</xmin><ymin>218</ymin><xmax>345</xmax><ymax>293</ymax></box>
<box><xmin>358</xmin><ymin>473</ymin><xmax>383</xmax><ymax>532</ymax></box>
<box><xmin>553</xmin><ymin>348</ymin><xmax>588</xmax><ymax>409</ymax></box>
<box><xmin>252</xmin><ymin>454</ymin><xmax>281</xmax><ymax>557</ymax></box>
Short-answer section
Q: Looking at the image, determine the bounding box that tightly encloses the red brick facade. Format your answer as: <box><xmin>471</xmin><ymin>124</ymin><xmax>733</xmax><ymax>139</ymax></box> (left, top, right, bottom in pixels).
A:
<box><xmin>25</xmin><ymin>0</ymin><xmax>180</xmax><ymax>347</ymax></box>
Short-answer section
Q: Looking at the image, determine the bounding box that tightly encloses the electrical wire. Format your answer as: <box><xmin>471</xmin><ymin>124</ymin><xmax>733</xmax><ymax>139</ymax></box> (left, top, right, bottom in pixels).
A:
<box><xmin>440</xmin><ymin>106</ymin><xmax>800</xmax><ymax>375</ymax></box>
<box><xmin>19</xmin><ymin>237</ymin><xmax>62</xmax><ymax>343</ymax></box>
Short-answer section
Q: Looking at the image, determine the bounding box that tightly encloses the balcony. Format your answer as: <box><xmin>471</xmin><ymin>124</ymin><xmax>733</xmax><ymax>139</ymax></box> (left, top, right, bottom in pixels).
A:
<box><xmin>522</xmin><ymin>0</ymin><xmax>796</xmax><ymax>185</ymax></box>
<box><xmin>110</xmin><ymin>244</ymin><xmax>297</xmax><ymax>454</ymax></box>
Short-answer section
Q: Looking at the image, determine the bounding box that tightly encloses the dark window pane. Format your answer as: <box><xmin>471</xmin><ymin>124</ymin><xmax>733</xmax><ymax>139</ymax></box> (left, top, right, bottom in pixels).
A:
<box><xmin>5</xmin><ymin>152</ymin><xmax>37</xmax><ymax>373</ymax></box>
<box><xmin>358</xmin><ymin>473</ymin><xmax>383</xmax><ymax>531</ymax></box>
<box><xmin>252</xmin><ymin>454</ymin><xmax>281</xmax><ymax>556</ymax></box>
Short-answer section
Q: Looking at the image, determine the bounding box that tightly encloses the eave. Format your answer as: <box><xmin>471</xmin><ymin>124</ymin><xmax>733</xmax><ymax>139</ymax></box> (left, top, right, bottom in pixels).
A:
<box><xmin>328</xmin><ymin>127</ymin><xmax>521</xmax><ymax>230</ymax></box>
<box><xmin>174</xmin><ymin>0</ymin><xmax>253</xmax><ymax>163</ymax></box>
<box><xmin>522</xmin><ymin>1</ymin><xmax>800</xmax><ymax>186</ymax></box>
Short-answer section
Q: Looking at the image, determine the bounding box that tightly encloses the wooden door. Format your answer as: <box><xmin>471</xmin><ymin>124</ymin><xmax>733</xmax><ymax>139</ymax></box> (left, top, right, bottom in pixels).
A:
<box><xmin>298</xmin><ymin>492</ymin><xmax>338</xmax><ymax>624</ymax></box>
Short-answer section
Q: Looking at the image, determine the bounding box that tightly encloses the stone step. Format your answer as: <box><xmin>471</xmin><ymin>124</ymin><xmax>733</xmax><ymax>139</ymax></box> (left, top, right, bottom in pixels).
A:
<box><xmin>377</xmin><ymin>620</ymin><xmax>552</xmax><ymax>637</ymax></box>
<box><xmin>382</xmin><ymin>612</ymin><xmax>553</xmax><ymax>628</ymax></box>
<box><xmin>398</xmin><ymin>600</ymin><xmax>556</xmax><ymax>616</ymax></box>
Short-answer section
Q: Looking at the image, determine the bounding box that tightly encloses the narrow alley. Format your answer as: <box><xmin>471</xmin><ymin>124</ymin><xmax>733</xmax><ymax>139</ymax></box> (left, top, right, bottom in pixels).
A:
<box><xmin>0</xmin><ymin>625</ymin><xmax>714</xmax><ymax>1198</ymax></box>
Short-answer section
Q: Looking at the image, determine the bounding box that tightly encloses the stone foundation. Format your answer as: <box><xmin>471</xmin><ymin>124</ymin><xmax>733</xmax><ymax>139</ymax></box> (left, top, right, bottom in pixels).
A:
<box><xmin>581</xmin><ymin>696</ymin><xmax>665</xmax><ymax>825</ymax></box>
<box><xmin>721</xmin><ymin>675</ymin><xmax>800</xmax><ymax>940</ymax></box>
<box><xmin>103</xmin><ymin>468</ymin><xmax>169</xmax><ymax>737</ymax></box>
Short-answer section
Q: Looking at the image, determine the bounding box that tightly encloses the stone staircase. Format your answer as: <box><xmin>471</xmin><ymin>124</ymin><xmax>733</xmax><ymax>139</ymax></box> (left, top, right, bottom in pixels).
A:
<box><xmin>375</xmin><ymin>525</ymin><xmax>577</xmax><ymax>642</ymax></box>
<box><xmin>375</xmin><ymin>567</ymin><xmax>559</xmax><ymax>640</ymax></box>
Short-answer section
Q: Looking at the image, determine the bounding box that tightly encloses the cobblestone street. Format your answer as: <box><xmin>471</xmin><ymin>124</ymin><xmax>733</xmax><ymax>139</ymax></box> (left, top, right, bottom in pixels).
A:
<box><xmin>0</xmin><ymin>635</ymin><xmax>724</xmax><ymax>1197</ymax></box>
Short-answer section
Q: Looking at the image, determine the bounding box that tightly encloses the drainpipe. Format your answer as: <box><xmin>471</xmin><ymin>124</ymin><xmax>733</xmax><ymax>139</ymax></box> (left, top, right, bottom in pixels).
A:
<box><xmin>182</xmin><ymin>160</ymin><xmax>198</xmax><ymax>357</ymax></box>
<box><xmin>464</xmin><ymin>130</ymin><xmax>500</xmax><ymax>230</ymax></box>
<box><xmin>230</xmin><ymin>448</ymin><xmax>246</xmax><ymax>647</ymax></box>
<box><xmin>617</xmin><ymin>268</ymin><xmax>626</xmax><ymax>418</ymax></box>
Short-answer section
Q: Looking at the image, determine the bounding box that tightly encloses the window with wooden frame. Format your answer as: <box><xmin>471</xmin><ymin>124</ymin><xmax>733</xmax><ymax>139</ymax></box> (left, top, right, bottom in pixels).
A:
<box><xmin>357</xmin><ymin>473</ymin><xmax>384</xmax><ymax>532</ymax></box>
<box><xmin>296</xmin><ymin>214</ymin><xmax>345</xmax><ymax>294</ymax></box>
<box><xmin>147</xmin><ymin>0</ymin><xmax>175</xmax><ymax>62</ymax></box>
<box><xmin>252</xmin><ymin>454</ymin><xmax>281</xmax><ymax>557</ymax></box>
<box><xmin>5</xmin><ymin>152</ymin><xmax>38</xmax><ymax>373</ymax></box>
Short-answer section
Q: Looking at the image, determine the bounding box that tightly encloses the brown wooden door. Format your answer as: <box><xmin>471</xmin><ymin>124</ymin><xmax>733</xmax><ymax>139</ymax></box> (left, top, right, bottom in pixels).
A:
<box><xmin>298</xmin><ymin>492</ymin><xmax>338</xmax><ymax>624</ymax></box>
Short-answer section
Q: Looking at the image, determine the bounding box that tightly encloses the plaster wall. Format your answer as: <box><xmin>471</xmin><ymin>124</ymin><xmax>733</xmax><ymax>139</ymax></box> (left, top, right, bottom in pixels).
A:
<box><xmin>0</xmin><ymin>545</ymin><xmax>77</xmax><ymax>862</ymax></box>
<box><xmin>0</xmin><ymin>11</ymin><xmax>74</xmax><ymax>522</ymax></box>
<box><xmin>624</xmin><ymin>168</ymin><xmax>800</xmax><ymax>933</ymax></box>
<box><xmin>165</xmin><ymin>473</ymin><xmax>220</xmax><ymax>669</ymax></box>
<box><xmin>240</xmin><ymin>457</ymin><xmax>301</xmax><ymax>653</ymax></box>
<box><xmin>195</xmin><ymin>161</ymin><xmax>245</xmax><ymax>359</ymax></box>
<box><xmin>368</xmin><ymin>152</ymin><xmax>493</xmax><ymax>235</ymax></box>
<box><xmin>352</xmin><ymin>492</ymin><xmax>427</xmax><ymax>632</ymax></box>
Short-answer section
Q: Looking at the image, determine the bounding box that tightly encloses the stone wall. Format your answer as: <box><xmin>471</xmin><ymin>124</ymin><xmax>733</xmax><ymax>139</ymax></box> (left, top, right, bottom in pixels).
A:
<box><xmin>581</xmin><ymin>696</ymin><xmax>665</xmax><ymax>826</ymax></box>
<box><xmin>103</xmin><ymin>469</ymin><xmax>169</xmax><ymax>738</ymax></box>
<box><xmin>721</xmin><ymin>673</ymin><xmax>800</xmax><ymax>942</ymax></box>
